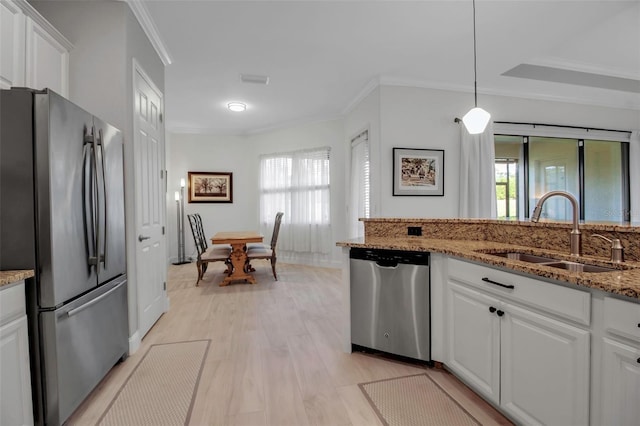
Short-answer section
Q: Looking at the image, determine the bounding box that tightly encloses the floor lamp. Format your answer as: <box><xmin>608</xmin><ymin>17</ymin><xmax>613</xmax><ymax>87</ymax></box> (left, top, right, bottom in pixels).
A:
<box><xmin>173</xmin><ymin>178</ymin><xmax>190</xmax><ymax>265</ymax></box>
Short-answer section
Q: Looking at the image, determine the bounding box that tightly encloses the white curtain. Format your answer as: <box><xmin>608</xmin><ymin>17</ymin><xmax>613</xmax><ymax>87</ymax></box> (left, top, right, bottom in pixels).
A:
<box><xmin>259</xmin><ymin>147</ymin><xmax>332</xmax><ymax>255</ymax></box>
<box><xmin>630</xmin><ymin>130</ymin><xmax>640</xmax><ymax>224</ymax></box>
<box><xmin>459</xmin><ymin>121</ymin><xmax>497</xmax><ymax>218</ymax></box>
<box><xmin>349</xmin><ymin>131</ymin><xmax>370</xmax><ymax>238</ymax></box>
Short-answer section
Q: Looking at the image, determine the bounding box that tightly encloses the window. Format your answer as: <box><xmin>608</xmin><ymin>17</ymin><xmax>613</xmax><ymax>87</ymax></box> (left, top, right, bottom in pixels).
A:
<box><xmin>349</xmin><ymin>130</ymin><xmax>370</xmax><ymax>238</ymax></box>
<box><xmin>494</xmin><ymin>129</ymin><xmax>630</xmax><ymax>222</ymax></box>
<box><xmin>495</xmin><ymin>158</ymin><xmax>518</xmax><ymax>219</ymax></box>
<box><xmin>259</xmin><ymin>147</ymin><xmax>331</xmax><ymax>255</ymax></box>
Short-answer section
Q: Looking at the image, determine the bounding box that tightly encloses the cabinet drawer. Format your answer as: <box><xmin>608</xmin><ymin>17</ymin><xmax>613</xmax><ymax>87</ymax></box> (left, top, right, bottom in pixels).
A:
<box><xmin>604</xmin><ymin>297</ymin><xmax>640</xmax><ymax>343</ymax></box>
<box><xmin>0</xmin><ymin>281</ymin><xmax>26</xmax><ymax>326</ymax></box>
<box><xmin>448</xmin><ymin>258</ymin><xmax>591</xmax><ymax>325</ymax></box>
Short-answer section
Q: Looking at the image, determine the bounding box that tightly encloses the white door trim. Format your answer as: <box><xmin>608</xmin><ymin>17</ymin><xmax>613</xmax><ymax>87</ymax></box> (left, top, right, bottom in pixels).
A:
<box><xmin>129</xmin><ymin>58</ymin><xmax>168</xmax><ymax>354</ymax></box>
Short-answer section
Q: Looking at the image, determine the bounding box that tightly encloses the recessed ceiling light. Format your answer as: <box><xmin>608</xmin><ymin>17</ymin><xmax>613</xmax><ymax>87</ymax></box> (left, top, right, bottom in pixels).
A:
<box><xmin>227</xmin><ymin>102</ymin><xmax>246</xmax><ymax>112</ymax></box>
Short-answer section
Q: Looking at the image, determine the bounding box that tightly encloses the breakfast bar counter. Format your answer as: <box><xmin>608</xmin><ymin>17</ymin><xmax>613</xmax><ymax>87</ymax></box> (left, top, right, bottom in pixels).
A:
<box><xmin>337</xmin><ymin>218</ymin><xmax>640</xmax><ymax>299</ymax></box>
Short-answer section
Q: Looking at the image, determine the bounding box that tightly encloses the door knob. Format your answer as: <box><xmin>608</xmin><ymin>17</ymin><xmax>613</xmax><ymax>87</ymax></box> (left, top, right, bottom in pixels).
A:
<box><xmin>489</xmin><ymin>307</ymin><xmax>496</xmax><ymax>313</ymax></box>
<box><xmin>496</xmin><ymin>310</ymin><xmax>505</xmax><ymax>317</ymax></box>
<box><xmin>138</xmin><ymin>234</ymin><xmax>151</xmax><ymax>242</ymax></box>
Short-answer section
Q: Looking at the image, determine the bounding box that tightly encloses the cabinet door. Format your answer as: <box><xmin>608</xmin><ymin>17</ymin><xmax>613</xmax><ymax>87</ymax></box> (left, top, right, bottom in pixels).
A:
<box><xmin>500</xmin><ymin>303</ymin><xmax>589</xmax><ymax>426</ymax></box>
<box><xmin>25</xmin><ymin>15</ymin><xmax>68</xmax><ymax>96</ymax></box>
<box><xmin>447</xmin><ymin>281</ymin><xmax>501</xmax><ymax>404</ymax></box>
<box><xmin>0</xmin><ymin>315</ymin><xmax>34</xmax><ymax>426</ymax></box>
<box><xmin>0</xmin><ymin>0</ymin><xmax>25</xmax><ymax>89</ymax></box>
<box><xmin>601</xmin><ymin>337</ymin><xmax>640</xmax><ymax>426</ymax></box>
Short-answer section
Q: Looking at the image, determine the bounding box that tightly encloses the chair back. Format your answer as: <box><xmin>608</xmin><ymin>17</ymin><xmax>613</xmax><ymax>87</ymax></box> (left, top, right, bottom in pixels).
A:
<box><xmin>270</xmin><ymin>212</ymin><xmax>284</xmax><ymax>250</ymax></box>
<box><xmin>187</xmin><ymin>213</ymin><xmax>208</xmax><ymax>257</ymax></box>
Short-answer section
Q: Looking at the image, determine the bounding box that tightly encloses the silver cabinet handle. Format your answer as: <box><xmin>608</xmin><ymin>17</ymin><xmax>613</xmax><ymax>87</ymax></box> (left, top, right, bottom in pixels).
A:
<box><xmin>138</xmin><ymin>234</ymin><xmax>151</xmax><ymax>242</ymax></box>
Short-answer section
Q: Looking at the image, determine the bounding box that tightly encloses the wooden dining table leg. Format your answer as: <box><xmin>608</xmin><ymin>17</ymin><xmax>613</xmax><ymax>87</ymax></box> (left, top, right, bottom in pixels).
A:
<box><xmin>220</xmin><ymin>242</ymin><xmax>257</xmax><ymax>286</ymax></box>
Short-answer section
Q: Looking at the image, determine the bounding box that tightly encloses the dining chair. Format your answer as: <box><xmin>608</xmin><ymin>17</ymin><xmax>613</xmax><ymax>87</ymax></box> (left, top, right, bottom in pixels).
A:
<box><xmin>187</xmin><ymin>213</ymin><xmax>231</xmax><ymax>285</ymax></box>
<box><xmin>246</xmin><ymin>212</ymin><xmax>284</xmax><ymax>280</ymax></box>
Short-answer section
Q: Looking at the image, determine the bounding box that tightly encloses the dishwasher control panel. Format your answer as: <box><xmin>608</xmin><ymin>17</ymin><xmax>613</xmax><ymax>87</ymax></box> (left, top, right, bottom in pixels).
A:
<box><xmin>349</xmin><ymin>248</ymin><xmax>429</xmax><ymax>266</ymax></box>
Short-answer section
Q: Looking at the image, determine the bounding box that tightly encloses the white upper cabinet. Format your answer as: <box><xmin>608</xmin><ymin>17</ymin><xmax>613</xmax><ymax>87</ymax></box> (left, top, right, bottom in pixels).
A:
<box><xmin>0</xmin><ymin>0</ymin><xmax>71</xmax><ymax>95</ymax></box>
<box><xmin>0</xmin><ymin>0</ymin><xmax>25</xmax><ymax>88</ymax></box>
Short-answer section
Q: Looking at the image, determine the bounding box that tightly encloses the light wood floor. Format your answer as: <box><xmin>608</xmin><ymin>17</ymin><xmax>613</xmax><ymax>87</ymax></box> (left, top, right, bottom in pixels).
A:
<box><xmin>67</xmin><ymin>261</ymin><xmax>512</xmax><ymax>426</ymax></box>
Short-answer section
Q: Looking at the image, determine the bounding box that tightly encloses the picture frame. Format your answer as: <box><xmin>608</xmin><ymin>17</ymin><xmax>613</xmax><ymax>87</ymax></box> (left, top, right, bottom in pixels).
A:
<box><xmin>187</xmin><ymin>171</ymin><xmax>233</xmax><ymax>203</ymax></box>
<box><xmin>393</xmin><ymin>148</ymin><xmax>444</xmax><ymax>196</ymax></box>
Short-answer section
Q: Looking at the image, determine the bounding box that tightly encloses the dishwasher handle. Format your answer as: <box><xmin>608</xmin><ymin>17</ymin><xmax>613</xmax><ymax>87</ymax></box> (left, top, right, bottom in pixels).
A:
<box><xmin>375</xmin><ymin>260</ymin><xmax>399</xmax><ymax>268</ymax></box>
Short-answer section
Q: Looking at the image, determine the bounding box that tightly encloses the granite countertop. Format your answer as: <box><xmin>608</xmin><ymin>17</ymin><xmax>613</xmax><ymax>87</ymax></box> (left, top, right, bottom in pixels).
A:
<box><xmin>0</xmin><ymin>270</ymin><xmax>35</xmax><ymax>288</ymax></box>
<box><xmin>337</xmin><ymin>237</ymin><xmax>640</xmax><ymax>300</ymax></box>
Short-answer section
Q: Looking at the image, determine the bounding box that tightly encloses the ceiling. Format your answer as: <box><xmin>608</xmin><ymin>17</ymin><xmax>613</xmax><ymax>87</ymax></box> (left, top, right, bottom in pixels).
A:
<box><xmin>139</xmin><ymin>0</ymin><xmax>640</xmax><ymax>135</ymax></box>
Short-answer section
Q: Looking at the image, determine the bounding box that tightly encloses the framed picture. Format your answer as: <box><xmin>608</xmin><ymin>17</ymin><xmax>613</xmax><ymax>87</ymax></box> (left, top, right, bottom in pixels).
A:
<box><xmin>187</xmin><ymin>172</ymin><xmax>233</xmax><ymax>203</ymax></box>
<box><xmin>393</xmin><ymin>148</ymin><xmax>444</xmax><ymax>196</ymax></box>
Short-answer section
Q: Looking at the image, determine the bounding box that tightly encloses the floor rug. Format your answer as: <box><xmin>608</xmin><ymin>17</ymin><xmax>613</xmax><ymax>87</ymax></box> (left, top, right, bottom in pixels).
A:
<box><xmin>359</xmin><ymin>373</ymin><xmax>480</xmax><ymax>426</ymax></box>
<box><xmin>98</xmin><ymin>340</ymin><xmax>210</xmax><ymax>426</ymax></box>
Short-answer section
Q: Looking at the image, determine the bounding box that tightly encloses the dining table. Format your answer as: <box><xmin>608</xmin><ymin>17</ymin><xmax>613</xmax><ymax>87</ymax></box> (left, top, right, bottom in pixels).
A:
<box><xmin>211</xmin><ymin>231</ymin><xmax>264</xmax><ymax>286</ymax></box>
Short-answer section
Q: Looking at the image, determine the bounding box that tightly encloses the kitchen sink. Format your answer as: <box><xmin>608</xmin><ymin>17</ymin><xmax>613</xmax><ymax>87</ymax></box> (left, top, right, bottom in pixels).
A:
<box><xmin>489</xmin><ymin>252</ymin><xmax>558</xmax><ymax>263</ymax></box>
<box><xmin>543</xmin><ymin>261</ymin><xmax>618</xmax><ymax>273</ymax></box>
<box><xmin>483</xmin><ymin>251</ymin><xmax>620</xmax><ymax>273</ymax></box>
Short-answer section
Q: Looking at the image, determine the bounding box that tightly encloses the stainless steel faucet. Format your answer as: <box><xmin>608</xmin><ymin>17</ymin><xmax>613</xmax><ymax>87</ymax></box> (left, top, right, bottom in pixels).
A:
<box><xmin>530</xmin><ymin>190</ymin><xmax>581</xmax><ymax>257</ymax></box>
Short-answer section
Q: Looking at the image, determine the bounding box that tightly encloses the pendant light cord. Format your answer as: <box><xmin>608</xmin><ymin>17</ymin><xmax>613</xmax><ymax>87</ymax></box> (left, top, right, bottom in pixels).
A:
<box><xmin>472</xmin><ymin>0</ymin><xmax>478</xmax><ymax>108</ymax></box>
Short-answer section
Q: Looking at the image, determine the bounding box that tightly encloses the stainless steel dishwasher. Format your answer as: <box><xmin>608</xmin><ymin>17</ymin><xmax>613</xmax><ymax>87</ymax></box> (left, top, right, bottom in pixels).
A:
<box><xmin>350</xmin><ymin>248</ymin><xmax>430</xmax><ymax>362</ymax></box>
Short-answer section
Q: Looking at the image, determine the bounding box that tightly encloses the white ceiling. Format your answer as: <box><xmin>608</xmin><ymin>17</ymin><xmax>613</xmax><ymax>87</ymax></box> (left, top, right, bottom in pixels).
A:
<box><xmin>139</xmin><ymin>0</ymin><xmax>640</xmax><ymax>135</ymax></box>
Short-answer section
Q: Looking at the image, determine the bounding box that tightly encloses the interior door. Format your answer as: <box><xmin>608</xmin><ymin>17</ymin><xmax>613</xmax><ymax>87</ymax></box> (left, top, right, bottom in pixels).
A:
<box><xmin>134</xmin><ymin>64</ymin><xmax>166</xmax><ymax>339</ymax></box>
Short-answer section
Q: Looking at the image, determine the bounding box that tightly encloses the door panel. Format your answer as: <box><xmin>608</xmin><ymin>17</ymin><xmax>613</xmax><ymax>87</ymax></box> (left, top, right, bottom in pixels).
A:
<box><xmin>134</xmin><ymin>66</ymin><xmax>166</xmax><ymax>339</ymax></box>
<box><xmin>601</xmin><ymin>338</ymin><xmax>640</xmax><ymax>425</ymax></box>
<box><xmin>447</xmin><ymin>281</ymin><xmax>501</xmax><ymax>404</ymax></box>
<box><xmin>500</xmin><ymin>303</ymin><xmax>589</xmax><ymax>426</ymax></box>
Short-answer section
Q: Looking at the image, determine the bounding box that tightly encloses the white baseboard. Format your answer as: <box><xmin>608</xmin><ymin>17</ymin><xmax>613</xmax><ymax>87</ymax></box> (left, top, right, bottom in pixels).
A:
<box><xmin>128</xmin><ymin>331</ymin><xmax>141</xmax><ymax>355</ymax></box>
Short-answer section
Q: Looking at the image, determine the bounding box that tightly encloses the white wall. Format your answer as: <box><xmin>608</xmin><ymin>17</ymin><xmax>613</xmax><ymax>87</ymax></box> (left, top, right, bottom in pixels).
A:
<box><xmin>371</xmin><ymin>85</ymin><xmax>640</xmax><ymax>219</ymax></box>
<box><xmin>166</xmin><ymin>132</ymin><xmax>257</xmax><ymax>262</ymax></box>
<box><xmin>167</xmin><ymin>118</ymin><xmax>346</xmax><ymax>267</ymax></box>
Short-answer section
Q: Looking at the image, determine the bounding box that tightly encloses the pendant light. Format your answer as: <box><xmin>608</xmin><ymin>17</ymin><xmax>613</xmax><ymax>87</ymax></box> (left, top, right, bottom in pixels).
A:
<box><xmin>462</xmin><ymin>0</ymin><xmax>491</xmax><ymax>134</ymax></box>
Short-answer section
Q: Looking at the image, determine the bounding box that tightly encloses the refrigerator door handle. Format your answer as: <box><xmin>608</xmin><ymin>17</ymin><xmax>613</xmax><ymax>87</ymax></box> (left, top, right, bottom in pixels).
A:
<box><xmin>91</xmin><ymin>126</ymin><xmax>101</xmax><ymax>266</ymax></box>
<box><xmin>97</xmin><ymin>128</ymin><xmax>107</xmax><ymax>266</ymax></box>
<box><xmin>66</xmin><ymin>279</ymin><xmax>126</xmax><ymax>317</ymax></box>
<box><xmin>83</xmin><ymin>128</ymin><xmax>98</xmax><ymax>267</ymax></box>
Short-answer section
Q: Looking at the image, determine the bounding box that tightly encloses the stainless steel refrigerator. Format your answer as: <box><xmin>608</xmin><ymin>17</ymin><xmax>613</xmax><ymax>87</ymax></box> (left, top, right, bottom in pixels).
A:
<box><xmin>0</xmin><ymin>88</ymin><xmax>129</xmax><ymax>426</ymax></box>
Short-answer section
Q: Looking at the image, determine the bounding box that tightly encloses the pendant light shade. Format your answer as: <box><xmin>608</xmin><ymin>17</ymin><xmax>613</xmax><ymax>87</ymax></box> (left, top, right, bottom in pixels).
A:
<box><xmin>463</xmin><ymin>0</ymin><xmax>490</xmax><ymax>135</ymax></box>
<box><xmin>462</xmin><ymin>107</ymin><xmax>491</xmax><ymax>134</ymax></box>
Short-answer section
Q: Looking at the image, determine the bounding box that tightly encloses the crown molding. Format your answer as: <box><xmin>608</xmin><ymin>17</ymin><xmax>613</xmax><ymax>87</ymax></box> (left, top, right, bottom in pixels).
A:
<box><xmin>125</xmin><ymin>0</ymin><xmax>172</xmax><ymax>66</ymax></box>
<box><xmin>11</xmin><ymin>0</ymin><xmax>74</xmax><ymax>51</ymax></box>
<box><xmin>341</xmin><ymin>77</ymin><xmax>381</xmax><ymax>115</ymax></box>
<box><xmin>167</xmin><ymin>114</ymin><xmax>343</xmax><ymax>137</ymax></box>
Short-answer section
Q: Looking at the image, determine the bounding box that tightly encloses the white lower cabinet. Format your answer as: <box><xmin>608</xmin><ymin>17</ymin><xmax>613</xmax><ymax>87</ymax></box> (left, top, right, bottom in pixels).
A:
<box><xmin>600</xmin><ymin>338</ymin><xmax>640</xmax><ymax>425</ymax></box>
<box><xmin>500</xmin><ymin>303</ymin><xmax>589</xmax><ymax>425</ymax></box>
<box><xmin>448</xmin><ymin>282</ymin><xmax>500</xmax><ymax>404</ymax></box>
<box><xmin>445</xmin><ymin>259</ymin><xmax>590</xmax><ymax>426</ymax></box>
<box><xmin>0</xmin><ymin>281</ymin><xmax>33</xmax><ymax>426</ymax></box>
<box><xmin>598</xmin><ymin>295</ymin><xmax>640</xmax><ymax>426</ymax></box>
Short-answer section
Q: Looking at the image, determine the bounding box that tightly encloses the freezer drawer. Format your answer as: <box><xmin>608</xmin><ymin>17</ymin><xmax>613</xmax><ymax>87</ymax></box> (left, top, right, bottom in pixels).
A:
<box><xmin>39</xmin><ymin>276</ymin><xmax>128</xmax><ymax>426</ymax></box>
<box><xmin>350</xmin><ymin>252</ymin><xmax>430</xmax><ymax>361</ymax></box>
